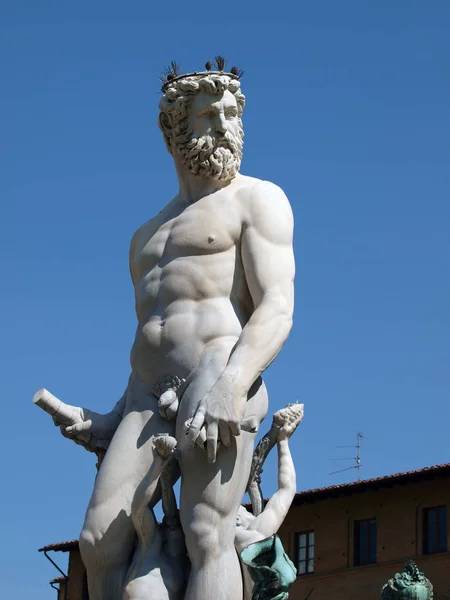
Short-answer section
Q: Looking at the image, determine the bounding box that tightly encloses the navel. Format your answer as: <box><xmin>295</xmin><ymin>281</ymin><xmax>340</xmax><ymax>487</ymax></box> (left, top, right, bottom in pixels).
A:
<box><xmin>208</xmin><ymin>234</ymin><xmax>216</xmax><ymax>243</ymax></box>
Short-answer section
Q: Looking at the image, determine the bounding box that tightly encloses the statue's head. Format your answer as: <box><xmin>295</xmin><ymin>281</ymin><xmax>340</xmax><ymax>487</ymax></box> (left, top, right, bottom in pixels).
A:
<box><xmin>158</xmin><ymin>59</ymin><xmax>245</xmax><ymax>181</ymax></box>
<box><xmin>236</xmin><ymin>505</ymin><xmax>254</xmax><ymax>530</ymax></box>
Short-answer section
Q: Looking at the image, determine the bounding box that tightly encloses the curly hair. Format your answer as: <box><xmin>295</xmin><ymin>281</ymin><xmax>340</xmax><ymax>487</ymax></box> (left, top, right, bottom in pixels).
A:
<box><xmin>158</xmin><ymin>74</ymin><xmax>245</xmax><ymax>154</ymax></box>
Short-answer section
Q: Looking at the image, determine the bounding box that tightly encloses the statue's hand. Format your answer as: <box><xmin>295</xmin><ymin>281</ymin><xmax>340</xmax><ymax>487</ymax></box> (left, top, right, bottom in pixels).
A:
<box><xmin>274</xmin><ymin>403</ymin><xmax>304</xmax><ymax>442</ymax></box>
<box><xmin>56</xmin><ymin>407</ymin><xmax>121</xmax><ymax>453</ymax></box>
<box><xmin>187</xmin><ymin>377</ymin><xmax>246</xmax><ymax>463</ymax></box>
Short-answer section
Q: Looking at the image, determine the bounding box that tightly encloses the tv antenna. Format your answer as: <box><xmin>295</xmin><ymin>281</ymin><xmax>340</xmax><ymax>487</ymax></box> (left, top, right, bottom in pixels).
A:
<box><xmin>329</xmin><ymin>432</ymin><xmax>366</xmax><ymax>481</ymax></box>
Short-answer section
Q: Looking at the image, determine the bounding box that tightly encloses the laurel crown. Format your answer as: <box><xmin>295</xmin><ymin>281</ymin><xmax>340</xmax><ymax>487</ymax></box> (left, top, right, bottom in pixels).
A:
<box><xmin>160</xmin><ymin>56</ymin><xmax>244</xmax><ymax>92</ymax></box>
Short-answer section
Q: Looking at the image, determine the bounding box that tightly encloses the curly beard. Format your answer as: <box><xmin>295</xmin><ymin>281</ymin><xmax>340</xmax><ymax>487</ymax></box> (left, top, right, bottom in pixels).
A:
<box><xmin>174</xmin><ymin>130</ymin><xmax>243</xmax><ymax>181</ymax></box>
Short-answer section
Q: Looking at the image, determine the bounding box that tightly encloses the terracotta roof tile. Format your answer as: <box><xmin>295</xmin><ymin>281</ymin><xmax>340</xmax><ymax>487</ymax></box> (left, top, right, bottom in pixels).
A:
<box><xmin>39</xmin><ymin>539</ymin><xmax>79</xmax><ymax>553</ymax></box>
<box><xmin>292</xmin><ymin>462</ymin><xmax>450</xmax><ymax>505</ymax></box>
<box><xmin>50</xmin><ymin>576</ymin><xmax>67</xmax><ymax>584</ymax></box>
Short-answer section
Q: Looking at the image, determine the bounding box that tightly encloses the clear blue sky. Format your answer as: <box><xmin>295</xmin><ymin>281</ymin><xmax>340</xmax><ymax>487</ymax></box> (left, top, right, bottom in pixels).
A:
<box><xmin>1</xmin><ymin>1</ymin><xmax>449</xmax><ymax>597</ymax></box>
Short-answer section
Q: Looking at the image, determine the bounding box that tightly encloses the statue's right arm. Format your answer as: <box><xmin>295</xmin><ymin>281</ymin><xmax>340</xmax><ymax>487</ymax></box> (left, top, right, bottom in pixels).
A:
<box><xmin>110</xmin><ymin>381</ymin><xmax>128</xmax><ymax>419</ymax></box>
<box><xmin>61</xmin><ymin>381</ymin><xmax>128</xmax><ymax>448</ymax></box>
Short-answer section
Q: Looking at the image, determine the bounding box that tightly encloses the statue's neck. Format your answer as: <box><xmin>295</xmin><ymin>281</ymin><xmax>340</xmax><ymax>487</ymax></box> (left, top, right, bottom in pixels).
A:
<box><xmin>174</xmin><ymin>156</ymin><xmax>235</xmax><ymax>205</ymax></box>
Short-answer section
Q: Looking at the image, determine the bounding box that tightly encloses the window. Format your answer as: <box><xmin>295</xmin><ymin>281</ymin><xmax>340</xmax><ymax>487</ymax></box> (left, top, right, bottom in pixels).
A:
<box><xmin>423</xmin><ymin>506</ymin><xmax>447</xmax><ymax>555</ymax></box>
<box><xmin>354</xmin><ymin>518</ymin><xmax>377</xmax><ymax>566</ymax></box>
<box><xmin>295</xmin><ymin>531</ymin><xmax>314</xmax><ymax>575</ymax></box>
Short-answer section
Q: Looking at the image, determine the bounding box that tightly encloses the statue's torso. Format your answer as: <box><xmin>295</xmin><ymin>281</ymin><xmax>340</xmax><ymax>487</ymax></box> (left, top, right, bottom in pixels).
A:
<box><xmin>130</xmin><ymin>175</ymin><xmax>257</xmax><ymax>387</ymax></box>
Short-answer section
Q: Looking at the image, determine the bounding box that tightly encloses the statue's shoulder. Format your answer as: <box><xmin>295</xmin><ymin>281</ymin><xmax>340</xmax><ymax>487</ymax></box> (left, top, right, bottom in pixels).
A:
<box><xmin>238</xmin><ymin>174</ymin><xmax>287</xmax><ymax>191</ymax></box>
<box><xmin>237</xmin><ymin>175</ymin><xmax>293</xmax><ymax>228</ymax></box>
<box><xmin>238</xmin><ymin>175</ymin><xmax>290</xmax><ymax>205</ymax></box>
<box><xmin>129</xmin><ymin>219</ymin><xmax>152</xmax><ymax>253</ymax></box>
<box><xmin>130</xmin><ymin>198</ymin><xmax>177</xmax><ymax>250</ymax></box>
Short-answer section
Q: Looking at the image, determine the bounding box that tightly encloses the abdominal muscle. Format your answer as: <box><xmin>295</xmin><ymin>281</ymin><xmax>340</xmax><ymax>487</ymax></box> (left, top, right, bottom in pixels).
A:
<box><xmin>130</xmin><ymin>296</ymin><xmax>245</xmax><ymax>391</ymax></box>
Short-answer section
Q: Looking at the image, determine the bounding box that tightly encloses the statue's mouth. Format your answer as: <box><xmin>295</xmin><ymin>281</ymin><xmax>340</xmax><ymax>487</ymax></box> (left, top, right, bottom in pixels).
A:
<box><xmin>215</xmin><ymin>138</ymin><xmax>231</xmax><ymax>150</ymax></box>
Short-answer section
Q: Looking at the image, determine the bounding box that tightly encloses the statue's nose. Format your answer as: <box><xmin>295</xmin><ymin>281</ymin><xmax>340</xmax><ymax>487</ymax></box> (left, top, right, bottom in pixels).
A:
<box><xmin>215</xmin><ymin>114</ymin><xmax>227</xmax><ymax>136</ymax></box>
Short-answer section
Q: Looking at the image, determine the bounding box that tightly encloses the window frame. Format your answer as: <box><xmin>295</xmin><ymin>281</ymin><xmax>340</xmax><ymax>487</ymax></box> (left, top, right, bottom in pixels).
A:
<box><xmin>423</xmin><ymin>505</ymin><xmax>447</xmax><ymax>555</ymax></box>
<box><xmin>294</xmin><ymin>530</ymin><xmax>315</xmax><ymax>576</ymax></box>
<box><xmin>354</xmin><ymin>517</ymin><xmax>377</xmax><ymax>566</ymax></box>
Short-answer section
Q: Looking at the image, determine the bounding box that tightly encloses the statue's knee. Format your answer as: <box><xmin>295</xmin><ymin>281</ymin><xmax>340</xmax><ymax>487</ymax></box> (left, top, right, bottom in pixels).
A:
<box><xmin>183</xmin><ymin>519</ymin><xmax>223</xmax><ymax>563</ymax></box>
<box><xmin>79</xmin><ymin>527</ymin><xmax>98</xmax><ymax>565</ymax></box>
<box><xmin>80</xmin><ymin>502</ymin><xmax>134</xmax><ymax>570</ymax></box>
<box><xmin>79</xmin><ymin>524</ymin><xmax>124</xmax><ymax>569</ymax></box>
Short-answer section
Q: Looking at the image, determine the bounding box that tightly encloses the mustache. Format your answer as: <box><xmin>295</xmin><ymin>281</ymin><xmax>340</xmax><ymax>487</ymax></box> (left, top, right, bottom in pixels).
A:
<box><xmin>182</xmin><ymin>130</ymin><xmax>242</xmax><ymax>156</ymax></box>
<box><xmin>214</xmin><ymin>135</ymin><xmax>233</xmax><ymax>150</ymax></box>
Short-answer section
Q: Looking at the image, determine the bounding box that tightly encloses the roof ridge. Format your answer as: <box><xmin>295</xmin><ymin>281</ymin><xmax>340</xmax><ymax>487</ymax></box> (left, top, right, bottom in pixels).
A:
<box><xmin>293</xmin><ymin>462</ymin><xmax>450</xmax><ymax>503</ymax></box>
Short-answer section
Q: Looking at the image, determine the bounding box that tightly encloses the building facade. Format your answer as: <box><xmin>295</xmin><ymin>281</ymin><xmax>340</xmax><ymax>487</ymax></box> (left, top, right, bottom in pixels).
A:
<box><xmin>40</xmin><ymin>463</ymin><xmax>450</xmax><ymax>599</ymax></box>
<box><xmin>39</xmin><ymin>539</ymin><xmax>87</xmax><ymax>600</ymax></box>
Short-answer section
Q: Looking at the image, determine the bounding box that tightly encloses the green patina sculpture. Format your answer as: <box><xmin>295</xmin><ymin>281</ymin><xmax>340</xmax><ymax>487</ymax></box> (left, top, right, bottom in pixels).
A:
<box><xmin>382</xmin><ymin>560</ymin><xmax>433</xmax><ymax>600</ymax></box>
<box><xmin>240</xmin><ymin>535</ymin><xmax>297</xmax><ymax>600</ymax></box>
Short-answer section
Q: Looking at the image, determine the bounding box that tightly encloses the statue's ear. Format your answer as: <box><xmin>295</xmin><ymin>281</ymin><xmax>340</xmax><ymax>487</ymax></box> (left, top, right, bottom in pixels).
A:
<box><xmin>159</xmin><ymin>112</ymin><xmax>172</xmax><ymax>138</ymax></box>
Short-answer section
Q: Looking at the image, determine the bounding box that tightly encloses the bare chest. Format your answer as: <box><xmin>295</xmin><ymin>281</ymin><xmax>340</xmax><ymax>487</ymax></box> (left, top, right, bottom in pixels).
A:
<box><xmin>135</xmin><ymin>197</ymin><xmax>242</xmax><ymax>276</ymax></box>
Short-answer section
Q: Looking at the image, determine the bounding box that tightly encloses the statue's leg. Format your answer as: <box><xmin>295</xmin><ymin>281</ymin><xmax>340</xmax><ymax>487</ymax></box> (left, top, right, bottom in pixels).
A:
<box><xmin>79</xmin><ymin>389</ymin><xmax>175</xmax><ymax>600</ymax></box>
<box><xmin>176</xmin><ymin>359</ymin><xmax>268</xmax><ymax>600</ymax></box>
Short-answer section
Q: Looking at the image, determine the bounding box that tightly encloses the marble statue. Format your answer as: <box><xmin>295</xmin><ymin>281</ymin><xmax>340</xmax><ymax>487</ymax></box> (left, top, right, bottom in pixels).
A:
<box><xmin>123</xmin><ymin>435</ymin><xmax>187</xmax><ymax>600</ymax></box>
<box><xmin>382</xmin><ymin>561</ymin><xmax>433</xmax><ymax>600</ymax></box>
<box><xmin>33</xmin><ymin>57</ymin><xmax>295</xmax><ymax>600</ymax></box>
<box><xmin>103</xmin><ymin>401</ymin><xmax>302</xmax><ymax>600</ymax></box>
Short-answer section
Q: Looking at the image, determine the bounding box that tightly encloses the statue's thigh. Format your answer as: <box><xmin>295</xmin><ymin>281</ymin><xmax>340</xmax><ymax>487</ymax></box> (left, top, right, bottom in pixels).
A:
<box><xmin>85</xmin><ymin>399</ymin><xmax>175</xmax><ymax>527</ymax></box>
<box><xmin>176</xmin><ymin>375</ymin><xmax>268</xmax><ymax>532</ymax></box>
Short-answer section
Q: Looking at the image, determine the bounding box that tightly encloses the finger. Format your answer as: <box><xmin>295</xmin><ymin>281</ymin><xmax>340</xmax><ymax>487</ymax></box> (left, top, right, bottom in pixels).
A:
<box><xmin>84</xmin><ymin>435</ymin><xmax>101</xmax><ymax>451</ymax></box>
<box><xmin>219</xmin><ymin>421</ymin><xmax>231</xmax><ymax>447</ymax></box>
<box><xmin>74</xmin><ymin>435</ymin><xmax>90</xmax><ymax>447</ymax></box>
<box><xmin>74</xmin><ymin>430</ymin><xmax>91</xmax><ymax>444</ymax></box>
<box><xmin>228</xmin><ymin>419</ymin><xmax>241</xmax><ymax>437</ymax></box>
<box><xmin>195</xmin><ymin>426</ymin><xmax>207</xmax><ymax>448</ymax></box>
<box><xmin>186</xmin><ymin>408</ymin><xmax>206</xmax><ymax>448</ymax></box>
<box><xmin>206</xmin><ymin>422</ymin><xmax>218</xmax><ymax>463</ymax></box>
<box><xmin>66</xmin><ymin>420</ymin><xmax>92</xmax><ymax>435</ymax></box>
<box><xmin>60</xmin><ymin>425</ymin><xmax>72</xmax><ymax>438</ymax></box>
<box><xmin>83</xmin><ymin>436</ymin><xmax>96</xmax><ymax>452</ymax></box>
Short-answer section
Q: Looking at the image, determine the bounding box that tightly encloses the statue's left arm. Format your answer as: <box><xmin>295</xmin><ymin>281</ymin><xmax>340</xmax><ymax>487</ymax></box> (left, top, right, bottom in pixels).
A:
<box><xmin>188</xmin><ymin>181</ymin><xmax>295</xmax><ymax>462</ymax></box>
<box><xmin>250</xmin><ymin>432</ymin><xmax>297</xmax><ymax>539</ymax></box>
